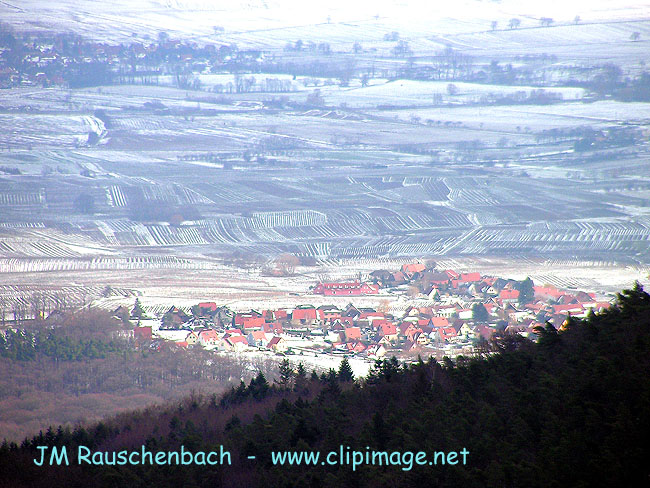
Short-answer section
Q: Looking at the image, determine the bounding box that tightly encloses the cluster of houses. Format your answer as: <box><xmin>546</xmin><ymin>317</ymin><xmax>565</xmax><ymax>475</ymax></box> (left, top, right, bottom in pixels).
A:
<box><xmin>133</xmin><ymin>264</ymin><xmax>612</xmax><ymax>360</ymax></box>
<box><xmin>0</xmin><ymin>32</ymin><xmax>260</xmax><ymax>89</ymax></box>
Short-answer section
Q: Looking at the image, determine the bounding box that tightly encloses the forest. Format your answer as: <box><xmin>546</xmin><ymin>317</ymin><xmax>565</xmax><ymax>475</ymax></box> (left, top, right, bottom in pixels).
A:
<box><xmin>1</xmin><ymin>283</ymin><xmax>649</xmax><ymax>487</ymax></box>
<box><xmin>0</xmin><ymin>309</ymin><xmax>279</xmax><ymax>442</ymax></box>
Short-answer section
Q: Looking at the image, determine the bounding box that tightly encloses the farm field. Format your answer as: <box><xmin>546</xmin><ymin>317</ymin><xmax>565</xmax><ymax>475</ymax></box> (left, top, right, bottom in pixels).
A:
<box><xmin>1</xmin><ymin>0</ymin><xmax>649</xmax><ymax>317</ymax></box>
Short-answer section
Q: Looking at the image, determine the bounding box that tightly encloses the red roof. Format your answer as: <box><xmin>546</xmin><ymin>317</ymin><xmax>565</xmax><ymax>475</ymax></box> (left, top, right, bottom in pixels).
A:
<box><xmin>437</xmin><ymin>327</ymin><xmax>457</xmax><ymax>341</ymax></box>
<box><xmin>292</xmin><ymin>307</ymin><xmax>318</xmax><ymax>321</ymax></box>
<box><xmin>534</xmin><ymin>286</ymin><xmax>563</xmax><ymax>298</ymax></box>
<box><xmin>227</xmin><ymin>335</ymin><xmax>248</xmax><ymax>345</ymax></box>
<box><xmin>250</xmin><ymin>330</ymin><xmax>268</xmax><ymax>340</ymax></box>
<box><xmin>500</xmin><ymin>289</ymin><xmax>520</xmax><ymax>300</ymax></box>
<box><xmin>318</xmin><ymin>309</ymin><xmax>342</xmax><ymax>320</ymax></box>
<box><xmin>484</xmin><ymin>303</ymin><xmax>498</xmax><ymax>313</ymax></box>
<box><xmin>344</xmin><ymin>327</ymin><xmax>362</xmax><ymax>341</ymax></box>
<box><xmin>360</xmin><ymin>311</ymin><xmax>382</xmax><ymax>320</ymax></box>
<box><xmin>430</xmin><ymin>317</ymin><xmax>449</xmax><ymax>327</ymax></box>
<box><xmin>234</xmin><ymin>313</ymin><xmax>260</xmax><ymax>326</ymax></box>
<box><xmin>313</xmin><ymin>282</ymin><xmax>379</xmax><ymax>296</ymax></box>
<box><xmin>198</xmin><ymin>329</ymin><xmax>219</xmax><ymax>341</ymax></box>
<box><xmin>347</xmin><ymin>341</ymin><xmax>366</xmax><ymax>352</ymax></box>
<box><xmin>380</xmin><ymin>323</ymin><xmax>397</xmax><ymax>336</ymax></box>
<box><xmin>553</xmin><ymin>304</ymin><xmax>584</xmax><ymax>313</ymax></box>
<box><xmin>263</xmin><ymin>322</ymin><xmax>284</xmax><ymax>334</ymax></box>
<box><xmin>242</xmin><ymin>316</ymin><xmax>265</xmax><ymax>329</ymax></box>
<box><xmin>402</xmin><ymin>263</ymin><xmax>426</xmax><ymax>275</ymax></box>
<box><xmin>198</xmin><ymin>302</ymin><xmax>217</xmax><ymax>311</ymax></box>
<box><xmin>392</xmin><ymin>271</ymin><xmax>407</xmax><ymax>282</ymax></box>
<box><xmin>372</xmin><ymin>319</ymin><xmax>392</xmax><ymax>330</ymax></box>
<box><xmin>460</xmin><ymin>272</ymin><xmax>481</xmax><ymax>282</ymax></box>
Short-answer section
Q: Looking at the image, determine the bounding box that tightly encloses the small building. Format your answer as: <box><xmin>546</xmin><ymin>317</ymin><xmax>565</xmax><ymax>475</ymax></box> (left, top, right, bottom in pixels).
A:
<box><xmin>198</xmin><ymin>329</ymin><xmax>219</xmax><ymax>347</ymax></box>
<box><xmin>313</xmin><ymin>281</ymin><xmax>379</xmax><ymax>296</ymax></box>
<box><xmin>268</xmin><ymin>336</ymin><xmax>288</xmax><ymax>353</ymax></box>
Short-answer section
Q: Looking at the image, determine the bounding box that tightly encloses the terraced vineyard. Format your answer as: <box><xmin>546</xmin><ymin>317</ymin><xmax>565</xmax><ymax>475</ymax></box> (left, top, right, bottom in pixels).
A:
<box><xmin>0</xmin><ymin>0</ymin><xmax>649</xmax><ymax>314</ymax></box>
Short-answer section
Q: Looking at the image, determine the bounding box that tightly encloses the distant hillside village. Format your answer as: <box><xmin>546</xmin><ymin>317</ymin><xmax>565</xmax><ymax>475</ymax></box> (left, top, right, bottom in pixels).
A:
<box><xmin>127</xmin><ymin>263</ymin><xmax>612</xmax><ymax>362</ymax></box>
<box><xmin>2</xmin><ymin>27</ymin><xmax>650</xmax><ymax>104</ymax></box>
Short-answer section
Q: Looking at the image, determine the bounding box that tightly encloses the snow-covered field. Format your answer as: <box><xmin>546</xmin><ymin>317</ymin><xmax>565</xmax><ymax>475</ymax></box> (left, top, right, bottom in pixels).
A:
<box><xmin>370</xmin><ymin>99</ymin><xmax>650</xmax><ymax>132</ymax></box>
<box><xmin>321</xmin><ymin>80</ymin><xmax>586</xmax><ymax>109</ymax></box>
<box><xmin>3</xmin><ymin>0</ymin><xmax>649</xmax><ymax>51</ymax></box>
<box><xmin>0</xmin><ymin>114</ymin><xmax>106</xmax><ymax>149</ymax></box>
<box><xmin>48</xmin><ymin>257</ymin><xmax>648</xmax><ymax>315</ymax></box>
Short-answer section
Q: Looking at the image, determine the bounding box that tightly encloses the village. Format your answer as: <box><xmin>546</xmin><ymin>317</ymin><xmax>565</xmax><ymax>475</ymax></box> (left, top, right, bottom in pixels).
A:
<box><xmin>130</xmin><ymin>262</ymin><xmax>613</xmax><ymax>365</ymax></box>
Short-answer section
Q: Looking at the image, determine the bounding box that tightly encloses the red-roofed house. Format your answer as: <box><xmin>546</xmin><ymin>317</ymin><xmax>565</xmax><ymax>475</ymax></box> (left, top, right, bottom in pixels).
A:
<box><xmin>500</xmin><ymin>289</ymin><xmax>520</xmax><ymax>302</ymax></box>
<box><xmin>366</xmin><ymin>344</ymin><xmax>387</xmax><ymax>358</ymax></box>
<box><xmin>344</xmin><ymin>327</ymin><xmax>362</xmax><ymax>341</ymax></box>
<box><xmin>198</xmin><ymin>329</ymin><xmax>219</xmax><ymax>347</ymax></box>
<box><xmin>222</xmin><ymin>335</ymin><xmax>248</xmax><ymax>352</ymax></box>
<box><xmin>242</xmin><ymin>316</ymin><xmax>265</xmax><ymax>331</ymax></box>
<box><xmin>347</xmin><ymin>341</ymin><xmax>366</xmax><ymax>353</ymax></box>
<box><xmin>198</xmin><ymin>302</ymin><xmax>217</xmax><ymax>312</ymax></box>
<box><xmin>436</xmin><ymin>327</ymin><xmax>458</xmax><ymax>342</ymax></box>
<box><xmin>401</xmin><ymin>263</ymin><xmax>426</xmax><ymax>278</ymax></box>
<box><xmin>185</xmin><ymin>331</ymin><xmax>199</xmax><ymax>345</ymax></box>
<box><xmin>399</xmin><ymin>322</ymin><xmax>421</xmax><ymax>341</ymax></box>
<box><xmin>534</xmin><ymin>285</ymin><xmax>563</xmax><ymax>299</ymax></box>
<box><xmin>392</xmin><ymin>271</ymin><xmax>408</xmax><ymax>284</ymax></box>
<box><xmin>371</xmin><ymin>319</ymin><xmax>392</xmax><ymax>331</ymax></box>
<box><xmin>267</xmin><ymin>336</ymin><xmax>288</xmax><ymax>353</ymax></box>
<box><xmin>313</xmin><ymin>282</ymin><xmax>379</xmax><ymax>296</ymax></box>
<box><xmin>234</xmin><ymin>313</ymin><xmax>262</xmax><ymax>328</ymax></box>
<box><xmin>292</xmin><ymin>307</ymin><xmax>318</xmax><ymax>323</ymax></box>
<box><xmin>430</xmin><ymin>317</ymin><xmax>449</xmax><ymax>328</ymax></box>
<box><xmin>247</xmin><ymin>330</ymin><xmax>270</xmax><ymax>347</ymax></box>
<box><xmin>274</xmin><ymin>310</ymin><xmax>288</xmax><ymax>320</ymax></box>
<box><xmin>318</xmin><ymin>306</ymin><xmax>342</xmax><ymax>321</ymax></box>
<box><xmin>263</xmin><ymin>322</ymin><xmax>284</xmax><ymax>335</ymax></box>
<box><xmin>460</xmin><ymin>272</ymin><xmax>481</xmax><ymax>283</ymax></box>
<box><xmin>379</xmin><ymin>323</ymin><xmax>398</xmax><ymax>342</ymax></box>
<box><xmin>552</xmin><ymin>304</ymin><xmax>584</xmax><ymax>314</ymax></box>
<box><xmin>474</xmin><ymin>325</ymin><xmax>494</xmax><ymax>341</ymax></box>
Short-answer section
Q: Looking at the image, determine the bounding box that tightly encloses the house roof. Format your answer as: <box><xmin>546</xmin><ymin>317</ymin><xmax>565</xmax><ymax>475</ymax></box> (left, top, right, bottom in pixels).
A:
<box><xmin>344</xmin><ymin>327</ymin><xmax>361</xmax><ymax>340</ymax></box>
<box><xmin>227</xmin><ymin>335</ymin><xmax>248</xmax><ymax>345</ymax></box>
<box><xmin>250</xmin><ymin>330</ymin><xmax>267</xmax><ymax>340</ymax></box>
<box><xmin>380</xmin><ymin>323</ymin><xmax>397</xmax><ymax>336</ymax></box>
<box><xmin>500</xmin><ymin>289</ymin><xmax>520</xmax><ymax>300</ymax></box>
<box><xmin>402</xmin><ymin>263</ymin><xmax>426</xmax><ymax>275</ymax></box>
<box><xmin>460</xmin><ymin>272</ymin><xmax>481</xmax><ymax>282</ymax></box>
<box><xmin>431</xmin><ymin>317</ymin><xmax>449</xmax><ymax>327</ymax></box>
<box><xmin>198</xmin><ymin>329</ymin><xmax>219</xmax><ymax>340</ymax></box>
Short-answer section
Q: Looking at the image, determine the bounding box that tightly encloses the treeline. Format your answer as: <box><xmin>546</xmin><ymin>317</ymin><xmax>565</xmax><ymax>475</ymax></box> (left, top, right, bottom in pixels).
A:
<box><xmin>0</xmin><ymin>308</ymin><xmax>282</xmax><ymax>441</ymax></box>
<box><xmin>2</xmin><ymin>284</ymin><xmax>649</xmax><ymax>487</ymax></box>
<box><xmin>0</xmin><ymin>329</ymin><xmax>124</xmax><ymax>361</ymax></box>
